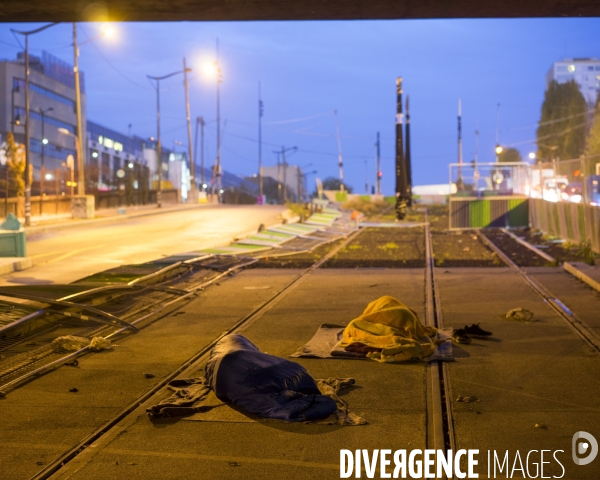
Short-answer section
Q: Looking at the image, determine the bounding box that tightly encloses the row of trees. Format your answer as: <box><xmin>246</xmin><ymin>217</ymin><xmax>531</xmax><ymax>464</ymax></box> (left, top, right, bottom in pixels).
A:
<box><xmin>535</xmin><ymin>79</ymin><xmax>600</xmax><ymax>173</ymax></box>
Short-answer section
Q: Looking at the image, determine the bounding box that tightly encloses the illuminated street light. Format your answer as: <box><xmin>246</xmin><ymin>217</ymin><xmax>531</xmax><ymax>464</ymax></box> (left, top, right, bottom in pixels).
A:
<box><xmin>11</xmin><ymin>22</ymin><xmax>57</xmax><ymax>226</ymax></box>
<box><xmin>202</xmin><ymin>41</ymin><xmax>223</xmax><ymax>201</ymax></box>
<box><xmin>147</xmin><ymin>67</ymin><xmax>192</xmax><ymax>208</ymax></box>
<box><xmin>528</xmin><ymin>152</ymin><xmax>536</xmax><ymax>160</ymax></box>
<box><xmin>495</xmin><ymin>145</ymin><xmax>503</xmax><ymax>155</ymax></box>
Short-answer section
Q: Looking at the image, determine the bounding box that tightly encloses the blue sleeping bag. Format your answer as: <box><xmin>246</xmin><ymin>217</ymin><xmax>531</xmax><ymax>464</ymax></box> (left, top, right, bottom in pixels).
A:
<box><xmin>205</xmin><ymin>335</ymin><xmax>337</xmax><ymax>422</ymax></box>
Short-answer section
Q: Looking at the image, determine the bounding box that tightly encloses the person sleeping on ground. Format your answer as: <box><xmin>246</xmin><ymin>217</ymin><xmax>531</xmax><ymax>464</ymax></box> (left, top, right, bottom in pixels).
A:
<box><xmin>337</xmin><ymin>295</ymin><xmax>439</xmax><ymax>362</ymax></box>
<box><xmin>204</xmin><ymin>334</ymin><xmax>337</xmax><ymax>421</ymax></box>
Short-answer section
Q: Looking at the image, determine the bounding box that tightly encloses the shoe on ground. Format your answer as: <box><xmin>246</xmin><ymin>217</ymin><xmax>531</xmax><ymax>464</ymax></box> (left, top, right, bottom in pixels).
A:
<box><xmin>463</xmin><ymin>323</ymin><xmax>493</xmax><ymax>337</ymax></box>
<box><xmin>452</xmin><ymin>328</ymin><xmax>471</xmax><ymax>344</ymax></box>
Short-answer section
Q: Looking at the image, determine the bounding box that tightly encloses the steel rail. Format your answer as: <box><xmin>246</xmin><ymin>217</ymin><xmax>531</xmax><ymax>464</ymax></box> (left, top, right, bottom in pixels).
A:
<box><xmin>478</xmin><ymin>231</ymin><xmax>600</xmax><ymax>353</ymax></box>
<box><xmin>31</xmin><ymin>228</ymin><xmax>362</xmax><ymax>480</ymax></box>
<box><xmin>499</xmin><ymin>227</ymin><xmax>557</xmax><ymax>264</ymax></box>
<box><xmin>424</xmin><ymin>208</ymin><xmax>456</xmax><ymax>473</ymax></box>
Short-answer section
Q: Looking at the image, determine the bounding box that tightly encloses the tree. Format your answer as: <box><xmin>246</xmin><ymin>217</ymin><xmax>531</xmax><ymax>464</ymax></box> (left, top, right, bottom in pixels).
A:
<box><xmin>311</xmin><ymin>176</ymin><xmax>353</xmax><ymax>197</ymax></box>
<box><xmin>498</xmin><ymin>147</ymin><xmax>523</xmax><ymax>163</ymax></box>
<box><xmin>5</xmin><ymin>132</ymin><xmax>25</xmax><ymax>197</ymax></box>
<box><xmin>536</xmin><ymin>80</ymin><xmax>588</xmax><ymax>162</ymax></box>
<box><xmin>584</xmin><ymin>99</ymin><xmax>600</xmax><ymax>176</ymax></box>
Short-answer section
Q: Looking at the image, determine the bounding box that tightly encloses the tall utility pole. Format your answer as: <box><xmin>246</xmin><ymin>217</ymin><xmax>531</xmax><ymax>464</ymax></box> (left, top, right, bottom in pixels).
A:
<box><xmin>258</xmin><ymin>82</ymin><xmax>264</xmax><ymax>200</ymax></box>
<box><xmin>376</xmin><ymin>131</ymin><xmax>381</xmax><ymax>195</ymax></box>
<box><xmin>394</xmin><ymin>77</ymin><xmax>408</xmax><ymax>220</ymax></box>
<box><xmin>405</xmin><ymin>95</ymin><xmax>412</xmax><ymax>206</ymax></box>
<box><xmin>194</xmin><ymin>116</ymin><xmax>206</xmax><ymax>189</ymax></box>
<box><xmin>495</xmin><ymin>103</ymin><xmax>500</xmax><ymax>161</ymax></box>
<box><xmin>39</xmin><ymin>107</ymin><xmax>53</xmax><ymax>199</ymax></box>
<box><xmin>147</xmin><ymin>68</ymin><xmax>191</xmax><ymax>208</ymax></box>
<box><xmin>214</xmin><ymin>39</ymin><xmax>223</xmax><ymax>201</ymax></box>
<box><xmin>334</xmin><ymin>110</ymin><xmax>344</xmax><ymax>191</ymax></box>
<box><xmin>457</xmin><ymin>99</ymin><xmax>463</xmax><ymax>182</ymax></box>
<box><xmin>11</xmin><ymin>22</ymin><xmax>56</xmax><ymax>226</ymax></box>
<box><xmin>183</xmin><ymin>57</ymin><xmax>195</xmax><ymax>196</ymax></box>
<box><xmin>73</xmin><ymin>23</ymin><xmax>85</xmax><ymax>197</ymax></box>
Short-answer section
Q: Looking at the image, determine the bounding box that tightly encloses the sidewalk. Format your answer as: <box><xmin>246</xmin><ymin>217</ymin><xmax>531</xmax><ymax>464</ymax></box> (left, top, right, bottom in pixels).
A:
<box><xmin>23</xmin><ymin>201</ymin><xmax>215</xmax><ymax>235</ymax></box>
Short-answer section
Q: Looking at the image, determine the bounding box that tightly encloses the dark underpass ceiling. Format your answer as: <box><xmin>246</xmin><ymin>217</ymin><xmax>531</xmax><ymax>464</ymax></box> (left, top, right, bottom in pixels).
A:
<box><xmin>1</xmin><ymin>0</ymin><xmax>599</xmax><ymax>23</ymax></box>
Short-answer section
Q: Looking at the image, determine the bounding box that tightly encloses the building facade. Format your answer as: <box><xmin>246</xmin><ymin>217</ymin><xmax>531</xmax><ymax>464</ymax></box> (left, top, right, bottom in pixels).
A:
<box><xmin>0</xmin><ymin>51</ymin><xmax>86</xmax><ymax>194</ymax></box>
<box><xmin>546</xmin><ymin>57</ymin><xmax>600</xmax><ymax>106</ymax></box>
<box><xmin>261</xmin><ymin>164</ymin><xmax>305</xmax><ymax>202</ymax></box>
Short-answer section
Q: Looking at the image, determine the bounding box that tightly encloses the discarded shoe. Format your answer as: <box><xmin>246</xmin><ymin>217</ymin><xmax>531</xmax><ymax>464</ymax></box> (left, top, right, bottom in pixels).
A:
<box><xmin>463</xmin><ymin>323</ymin><xmax>493</xmax><ymax>337</ymax></box>
<box><xmin>452</xmin><ymin>328</ymin><xmax>471</xmax><ymax>344</ymax></box>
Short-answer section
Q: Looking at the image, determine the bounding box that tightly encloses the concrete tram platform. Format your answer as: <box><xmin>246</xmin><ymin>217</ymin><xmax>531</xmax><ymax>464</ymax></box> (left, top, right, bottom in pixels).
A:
<box><xmin>1</xmin><ymin>266</ymin><xmax>600</xmax><ymax>479</ymax></box>
<box><xmin>438</xmin><ymin>268</ymin><xmax>600</xmax><ymax>479</ymax></box>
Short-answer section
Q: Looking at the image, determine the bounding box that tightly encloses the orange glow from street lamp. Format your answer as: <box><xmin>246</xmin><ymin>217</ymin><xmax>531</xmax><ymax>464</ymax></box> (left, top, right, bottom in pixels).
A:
<box><xmin>495</xmin><ymin>145</ymin><xmax>503</xmax><ymax>155</ymax></box>
<box><xmin>101</xmin><ymin>24</ymin><xmax>115</xmax><ymax>38</ymax></box>
<box><xmin>202</xmin><ymin>63</ymin><xmax>218</xmax><ymax>76</ymax></box>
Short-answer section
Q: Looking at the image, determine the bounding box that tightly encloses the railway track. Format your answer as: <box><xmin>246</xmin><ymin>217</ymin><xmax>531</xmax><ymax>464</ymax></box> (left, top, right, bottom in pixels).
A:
<box><xmin>12</xmin><ymin>212</ymin><xmax>599</xmax><ymax>480</ymax></box>
<box><xmin>479</xmin><ymin>229</ymin><xmax>600</xmax><ymax>353</ymax></box>
<box><xmin>30</xmin><ymin>227</ymin><xmax>364</xmax><ymax>480</ymax></box>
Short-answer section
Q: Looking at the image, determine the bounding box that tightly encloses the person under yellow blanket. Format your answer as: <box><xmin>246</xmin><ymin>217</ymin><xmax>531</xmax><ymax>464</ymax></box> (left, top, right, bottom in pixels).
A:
<box><xmin>339</xmin><ymin>295</ymin><xmax>439</xmax><ymax>362</ymax></box>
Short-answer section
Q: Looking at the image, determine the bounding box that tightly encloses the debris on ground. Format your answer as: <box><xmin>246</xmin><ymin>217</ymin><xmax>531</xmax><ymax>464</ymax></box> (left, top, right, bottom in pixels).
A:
<box><xmin>64</xmin><ymin>359</ymin><xmax>79</xmax><ymax>367</ymax></box>
<box><xmin>69</xmin><ymin>388</ymin><xmax>78</xmax><ymax>393</ymax></box>
<box><xmin>534</xmin><ymin>423</ymin><xmax>548</xmax><ymax>429</ymax></box>
<box><xmin>51</xmin><ymin>335</ymin><xmax>112</xmax><ymax>353</ymax></box>
<box><xmin>456</xmin><ymin>395</ymin><xmax>478</xmax><ymax>403</ymax></box>
<box><xmin>143</xmin><ymin>373</ymin><xmax>155</xmax><ymax>379</ymax></box>
<box><xmin>51</xmin><ymin>336</ymin><xmax>89</xmax><ymax>352</ymax></box>
<box><xmin>89</xmin><ymin>337</ymin><xmax>112</xmax><ymax>352</ymax></box>
<box><xmin>505</xmin><ymin>308</ymin><xmax>535</xmax><ymax>322</ymax></box>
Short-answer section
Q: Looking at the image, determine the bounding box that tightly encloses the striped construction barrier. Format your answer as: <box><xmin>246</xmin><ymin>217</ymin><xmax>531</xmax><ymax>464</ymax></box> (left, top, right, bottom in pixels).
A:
<box><xmin>449</xmin><ymin>196</ymin><xmax>529</xmax><ymax>229</ymax></box>
<box><xmin>529</xmin><ymin>198</ymin><xmax>600</xmax><ymax>254</ymax></box>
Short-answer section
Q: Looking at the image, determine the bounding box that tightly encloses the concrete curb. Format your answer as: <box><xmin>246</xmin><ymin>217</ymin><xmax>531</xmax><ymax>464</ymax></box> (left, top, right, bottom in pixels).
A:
<box><xmin>563</xmin><ymin>261</ymin><xmax>600</xmax><ymax>293</ymax></box>
<box><xmin>0</xmin><ymin>257</ymin><xmax>33</xmax><ymax>275</ymax></box>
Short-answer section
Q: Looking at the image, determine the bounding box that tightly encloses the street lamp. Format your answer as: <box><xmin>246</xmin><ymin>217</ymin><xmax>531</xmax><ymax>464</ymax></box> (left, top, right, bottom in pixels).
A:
<box><xmin>203</xmin><ymin>51</ymin><xmax>223</xmax><ymax>201</ymax></box>
<box><xmin>147</xmin><ymin>67</ymin><xmax>192</xmax><ymax>208</ymax></box>
<box><xmin>39</xmin><ymin>107</ymin><xmax>53</xmax><ymax>199</ymax></box>
<box><xmin>71</xmin><ymin>22</ymin><xmax>115</xmax><ymax>199</ymax></box>
<box><xmin>11</xmin><ymin>22</ymin><xmax>57</xmax><ymax>226</ymax></box>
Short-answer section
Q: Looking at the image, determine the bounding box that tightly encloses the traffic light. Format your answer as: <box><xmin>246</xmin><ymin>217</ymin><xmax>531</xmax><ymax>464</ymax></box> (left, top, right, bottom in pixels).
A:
<box><xmin>378</xmin><ymin>171</ymin><xmax>382</xmax><ymax>178</ymax></box>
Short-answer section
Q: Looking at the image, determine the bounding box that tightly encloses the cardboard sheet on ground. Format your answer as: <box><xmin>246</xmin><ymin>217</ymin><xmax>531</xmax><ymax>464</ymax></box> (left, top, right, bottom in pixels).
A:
<box><xmin>150</xmin><ymin>377</ymin><xmax>367</xmax><ymax>426</ymax></box>
<box><xmin>290</xmin><ymin>324</ymin><xmax>453</xmax><ymax>362</ymax></box>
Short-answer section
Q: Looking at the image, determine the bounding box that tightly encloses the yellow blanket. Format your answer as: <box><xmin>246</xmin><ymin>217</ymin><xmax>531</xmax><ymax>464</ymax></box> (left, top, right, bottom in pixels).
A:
<box><xmin>340</xmin><ymin>296</ymin><xmax>438</xmax><ymax>362</ymax></box>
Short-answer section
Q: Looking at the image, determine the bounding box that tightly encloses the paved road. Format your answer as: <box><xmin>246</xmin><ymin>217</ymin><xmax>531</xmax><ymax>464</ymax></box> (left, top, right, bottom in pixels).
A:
<box><xmin>0</xmin><ymin>204</ymin><xmax>285</xmax><ymax>286</ymax></box>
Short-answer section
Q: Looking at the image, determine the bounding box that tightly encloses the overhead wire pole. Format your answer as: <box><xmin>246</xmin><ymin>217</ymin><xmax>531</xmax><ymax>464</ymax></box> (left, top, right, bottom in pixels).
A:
<box><xmin>215</xmin><ymin>39</ymin><xmax>223</xmax><ymax>202</ymax></box>
<box><xmin>11</xmin><ymin>22</ymin><xmax>57</xmax><ymax>227</ymax></box>
<box><xmin>334</xmin><ymin>110</ymin><xmax>344</xmax><ymax>191</ymax></box>
<box><xmin>194</xmin><ymin>116</ymin><xmax>206</xmax><ymax>190</ymax></box>
<box><xmin>72</xmin><ymin>23</ymin><xmax>85</xmax><ymax>197</ymax></box>
<box><xmin>406</xmin><ymin>95</ymin><xmax>412</xmax><ymax>206</ymax></box>
<box><xmin>457</xmin><ymin>98</ymin><xmax>463</xmax><ymax>184</ymax></box>
<box><xmin>376</xmin><ymin>132</ymin><xmax>381</xmax><ymax>195</ymax></box>
<box><xmin>258</xmin><ymin>82</ymin><xmax>264</xmax><ymax>201</ymax></box>
<box><xmin>147</xmin><ymin>68</ymin><xmax>191</xmax><ymax>208</ymax></box>
<box><xmin>183</xmin><ymin>57</ymin><xmax>195</xmax><ymax>199</ymax></box>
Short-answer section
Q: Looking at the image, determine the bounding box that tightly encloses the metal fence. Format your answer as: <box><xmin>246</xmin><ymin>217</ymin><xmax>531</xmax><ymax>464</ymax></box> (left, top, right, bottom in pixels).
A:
<box><xmin>529</xmin><ymin>198</ymin><xmax>600</xmax><ymax>254</ymax></box>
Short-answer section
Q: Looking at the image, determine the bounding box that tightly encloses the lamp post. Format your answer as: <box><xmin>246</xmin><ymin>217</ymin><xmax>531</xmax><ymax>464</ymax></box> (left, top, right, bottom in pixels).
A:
<box><xmin>72</xmin><ymin>23</ymin><xmax>114</xmax><ymax>198</ymax></box>
<box><xmin>202</xmin><ymin>45</ymin><xmax>223</xmax><ymax>202</ymax></box>
<box><xmin>39</xmin><ymin>107</ymin><xmax>53</xmax><ymax>199</ymax></box>
<box><xmin>147</xmin><ymin>68</ymin><xmax>192</xmax><ymax>208</ymax></box>
<box><xmin>11</xmin><ymin>22</ymin><xmax>57</xmax><ymax>226</ymax></box>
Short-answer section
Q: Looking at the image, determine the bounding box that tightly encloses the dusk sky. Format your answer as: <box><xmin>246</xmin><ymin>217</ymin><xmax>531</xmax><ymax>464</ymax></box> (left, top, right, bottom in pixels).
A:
<box><xmin>2</xmin><ymin>18</ymin><xmax>600</xmax><ymax>194</ymax></box>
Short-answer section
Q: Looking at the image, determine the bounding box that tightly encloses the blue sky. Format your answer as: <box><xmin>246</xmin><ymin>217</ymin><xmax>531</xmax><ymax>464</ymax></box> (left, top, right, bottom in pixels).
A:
<box><xmin>2</xmin><ymin>18</ymin><xmax>600</xmax><ymax>194</ymax></box>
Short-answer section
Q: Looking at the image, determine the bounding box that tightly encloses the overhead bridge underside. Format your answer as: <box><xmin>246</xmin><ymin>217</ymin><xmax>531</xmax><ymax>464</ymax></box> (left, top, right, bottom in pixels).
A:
<box><xmin>1</xmin><ymin>0</ymin><xmax>598</xmax><ymax>23</ymax></box>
